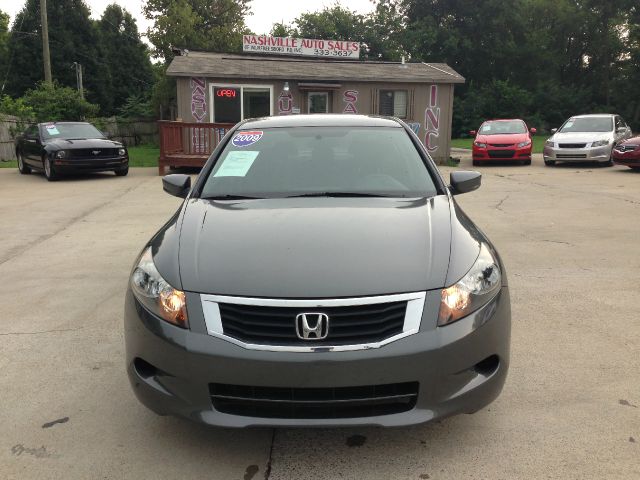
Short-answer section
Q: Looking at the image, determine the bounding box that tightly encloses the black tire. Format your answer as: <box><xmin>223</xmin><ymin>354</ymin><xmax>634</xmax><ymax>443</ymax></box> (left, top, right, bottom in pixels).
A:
<box><xmin>17</xmin><ymin>151</ymin><xmax>31</xmax><ymax>174</ymax></box>
<box><xmin>472</xmin><ymin>160</ymin><xmax>480</xmax><ymax>166</ymax></box>
<box><xmin>524</xmin><ymin>159</ymin><xmax>531</xmax><ymax>165</ymax></box>
<box><xmin>630</xmin><ymin>166</ymin><xmax>640</xmax><ymax>171</ymax></box>
<box><xmin>114</xmin><ymin>167</ymin><xmax>129</xmax><ymax>176</ymax></box>
<box><xmin>43</xmin><ymin>156</ymin><xmax>57</xmax><ymax>181</ymax></box>
<box><xmin>602</xmin><ymin>159</ymin><xmax>614</xmax><ymax>167</ymax></box>
<box><xmin>544</xmin><ymin>160</ymin><xmax>555</xmax><ymax>166</ymax></box>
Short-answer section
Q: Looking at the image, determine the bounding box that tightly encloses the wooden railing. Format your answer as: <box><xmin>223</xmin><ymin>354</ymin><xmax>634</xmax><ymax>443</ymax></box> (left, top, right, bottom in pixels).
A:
<box><xmin>158</xmin><ymin>120</ymin><xmax>234</xmax><ymax>175</ymax></box>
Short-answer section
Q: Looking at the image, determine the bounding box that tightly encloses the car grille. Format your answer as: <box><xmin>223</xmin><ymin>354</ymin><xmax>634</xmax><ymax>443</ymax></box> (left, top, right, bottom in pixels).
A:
<box><xmin>218</xmin><ymin>301</ymin><xmax>407</xmax><ymax>346</ymax></box>
<box><xmin>556</xmin><ymin>154</ymin><xmax>587</xmax><ymax>159</ymax></box>
<box><xmin>488</xmin><ymin>150</ymin><xmax>515</xmax><ymax>158</ymax></box>
<box><xmin>488</xmin><ymin>143</ymin><xmax>514</xmax><ymax>147</ymax></box>
<box><xmin>558</xmin><ymin>143</ymin><xmax>586</xmax><ymax>148</ymax></box>
<box><xmin>68</xmin><ymin>148</ymin><xmax>120</xmax><ymax>159</ymax></box>
<box><xmin>210</xmin><ymin>382</ymin><xmax>419</xmax><ymax>418</ymax></box>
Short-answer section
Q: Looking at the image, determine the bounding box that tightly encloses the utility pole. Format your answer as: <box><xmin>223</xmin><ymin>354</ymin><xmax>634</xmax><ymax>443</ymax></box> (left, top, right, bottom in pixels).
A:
<box><xmin>40</xmin><ymin>0</ymin><xmax>52</xmax><ymax>83</ymax></box>
<box><xmin>73</xmin><ymin>62</ymin><xmax>84</xmax><ymax>99</ymax></box>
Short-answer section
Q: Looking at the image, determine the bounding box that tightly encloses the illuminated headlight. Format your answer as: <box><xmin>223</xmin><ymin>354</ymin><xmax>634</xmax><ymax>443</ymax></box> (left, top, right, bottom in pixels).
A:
<box><xmin>118</xmin><ymin>148</ymin><xmax>126</xmax><ymax>156</ymax></box>
<box><xmin>591</xmin><ymin>139</ymin><xmax>609</xmax><ymax>147</ymax></box>
<box><xmin>473</xmin><ymin>141</ymin><xmax>487</xmax><ymax>148</ymax></box>
<box><xmin>56</xmin><ymin>150</ymin><xmax>66</xmax><ymax>158</ymax></box>
<box><xmin>544</xmin><ymin>140</ymin><xmax>555</xmax><ymax>148</ymax></box>
<box><xmin>438</xmin><ymin>244</ymin><xmax>501</xmax><ymax>326</ymax></box>
<box><xmin>517</xmin><ymin>140</ymin><xmax>531</xmax><ymax>148</ymax></box>
<box><xmin>130</xmin><ymin>247</ymin><xmax>188</xmax><ymax>328</ymax></box>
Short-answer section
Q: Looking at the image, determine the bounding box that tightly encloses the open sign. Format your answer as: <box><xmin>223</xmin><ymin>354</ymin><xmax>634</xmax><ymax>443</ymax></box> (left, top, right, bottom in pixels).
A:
<box><xmin>216</xmin><ymin>88</ymin><xmax>237</xmax><ymax>98</ymax></box>
<box><xmin>232</xmin><ymin>131</ymin><xmax>263</xmax><ymax>147</ymax></box>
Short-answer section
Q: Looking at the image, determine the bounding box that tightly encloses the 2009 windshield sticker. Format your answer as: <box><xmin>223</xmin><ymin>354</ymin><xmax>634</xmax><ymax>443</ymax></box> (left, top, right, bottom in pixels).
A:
<box><xmin>232</xmin><ymin>130</ymin><xmax>263</xmax><ymax>147</ymax></box>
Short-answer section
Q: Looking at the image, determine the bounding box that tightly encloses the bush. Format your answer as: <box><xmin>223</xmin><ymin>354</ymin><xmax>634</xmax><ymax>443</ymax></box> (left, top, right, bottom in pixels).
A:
<box><xmin>22</xmin><ymin>82</ymin><xmax>99</xmax><ymax>122</ymax></box>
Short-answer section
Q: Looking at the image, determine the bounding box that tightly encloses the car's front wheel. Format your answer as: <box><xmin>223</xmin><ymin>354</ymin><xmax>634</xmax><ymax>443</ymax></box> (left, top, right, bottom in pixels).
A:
<box><xmin>114</xmin><ymin>167</ymin><xmax>129</xmax><ymax>176</ymax></box>
<box><xmin>43</xmin><ymin>156</ymin><xmax>57</xmax><ymax>181</ymax></box>
<box><xmin>544</xmin><ymin>160</ymin><xmax>555</xmax><ymax>166</ymax></box>
<box><xmin>17</xmin><ymin>151</ymin><xmax>31</xmax><ymax>174</ymax></box>
<box><xmin>472</xmin><ymin>160</ymin><xmax>481</xmax><ymax>166</ymax></box>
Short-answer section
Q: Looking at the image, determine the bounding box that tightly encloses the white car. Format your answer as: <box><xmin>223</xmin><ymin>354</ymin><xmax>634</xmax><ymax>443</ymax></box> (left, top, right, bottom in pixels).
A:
<box><xmin>543</xmin><ymin>114</ymin><xmax>632</xmax><ymax>166</ymax></box>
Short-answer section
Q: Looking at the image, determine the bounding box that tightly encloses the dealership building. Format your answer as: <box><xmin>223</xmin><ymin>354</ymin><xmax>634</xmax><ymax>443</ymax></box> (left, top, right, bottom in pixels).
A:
<box><xmin>165</xmin><ymin>36</ymin><xmax>464</xmax><ymax>163</ymax></box>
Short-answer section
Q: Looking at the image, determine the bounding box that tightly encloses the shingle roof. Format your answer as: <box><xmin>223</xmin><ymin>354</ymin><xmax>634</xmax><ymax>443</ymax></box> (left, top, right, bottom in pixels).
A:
<box><xmin>166</xmin><ymin>52</ymin><xmax>465</xmax><ymax>84</ymax></box>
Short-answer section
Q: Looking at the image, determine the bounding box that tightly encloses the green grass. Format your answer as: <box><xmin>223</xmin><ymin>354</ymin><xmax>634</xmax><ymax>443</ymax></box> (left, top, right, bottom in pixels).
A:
<box><xmin>0</xmin><ymin>145</ymin><xmax>160</xmax><ymax>168</ymax></box>
<box><xmin>451</xmin><ymin>134</ymin><xmax>548</xmax><ymax>154</ymax></box>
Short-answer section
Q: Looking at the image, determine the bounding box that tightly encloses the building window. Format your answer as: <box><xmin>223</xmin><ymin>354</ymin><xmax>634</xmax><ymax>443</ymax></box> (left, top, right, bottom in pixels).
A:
<box><xmin>308</xmin><ymin>92</ymin><xmax>329</xmax><ymax>114</ymax></box>
<box><xmin>379</xmin><ymin>90</ymin><xmax>407</xmax><ymax>118</ymax></box>
<box><xmin>211</xmin><ymin>85</ymin><xmax>273</xmax><ymax>123</ymax></box>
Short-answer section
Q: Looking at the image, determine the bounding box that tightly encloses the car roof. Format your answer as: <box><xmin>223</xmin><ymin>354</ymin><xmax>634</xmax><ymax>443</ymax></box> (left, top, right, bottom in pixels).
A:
<box><xmin>237</xmin><ymin>114</ymin><xmax>403</xmax><ymax>129</ymax></box>
<box><xmin>570</xmin><ymin>114</ymin><xmax>615</xmax><ymax>118</ymax></box>
<box><xmin>38</xmin><ymin>121</ymin><xmax>92</xmax><ymax>126</ymax></box>
<box><xmin>483</xmin><ymin>119</ymin><xmax>525</xmax><ymax>122</ymax></box>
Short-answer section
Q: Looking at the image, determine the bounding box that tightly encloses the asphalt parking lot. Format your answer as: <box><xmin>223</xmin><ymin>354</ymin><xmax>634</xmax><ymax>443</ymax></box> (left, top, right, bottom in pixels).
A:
<box><xmin>1</xmin><ymin>153</ymin><xmax>639</xmax><ymax>480</ymax></box>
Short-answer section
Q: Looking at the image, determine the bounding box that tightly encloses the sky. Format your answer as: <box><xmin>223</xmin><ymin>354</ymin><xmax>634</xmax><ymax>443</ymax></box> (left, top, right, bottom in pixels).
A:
<box><xmin>4</xmin><ymin>0</ymin><xmax>377</xmax><ymax>37</ymax></box>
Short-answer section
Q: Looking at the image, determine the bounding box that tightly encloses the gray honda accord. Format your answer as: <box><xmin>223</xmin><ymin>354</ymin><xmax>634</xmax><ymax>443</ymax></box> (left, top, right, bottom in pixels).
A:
<box><xmin>124</xmin><ymin>114</ymin><xmax>510</xmax><ymax>427</ymax></box>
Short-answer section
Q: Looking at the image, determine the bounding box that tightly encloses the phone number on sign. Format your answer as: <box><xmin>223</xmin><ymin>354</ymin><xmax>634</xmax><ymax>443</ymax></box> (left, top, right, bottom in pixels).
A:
<box><xmin>313</xmin><ymin>49</ymin><xmax>355</xmax><ymax>57</ymax></box>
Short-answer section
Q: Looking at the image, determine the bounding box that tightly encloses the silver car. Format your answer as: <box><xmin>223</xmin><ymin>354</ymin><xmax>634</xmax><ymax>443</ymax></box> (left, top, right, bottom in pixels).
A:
<box><xmin>543</xmin><ymin>114</ymin><xmax>632</xmax><ymax>166</ymax></box>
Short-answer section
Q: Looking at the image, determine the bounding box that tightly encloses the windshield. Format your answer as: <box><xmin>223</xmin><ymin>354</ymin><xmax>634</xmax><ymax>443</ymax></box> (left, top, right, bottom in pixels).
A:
<box><xmin>41</xmin><ymin>123</ymin><xmax>104</xmax><ymax>140</ymax></box>
<box><xmin>559</xmin><ymin>117</ymin><xmax>613</xmax><ymax>133</ymax></box>
<box><xmin>199</xmin><ymin>127</ymin><xmax>437</xmax><ymax>199</ymax></box>
<box><xmin>479</xmin><ymin>120</ymin><xmax>527</xmax><ymax>135</ymax></box>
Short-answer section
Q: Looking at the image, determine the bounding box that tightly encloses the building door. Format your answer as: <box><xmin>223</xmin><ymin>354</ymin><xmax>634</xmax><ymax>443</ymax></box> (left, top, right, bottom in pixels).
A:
<box><xmin>308</xmin><ymin>92</ymin><xmax>329</xmax><ymax>113</ymax></box>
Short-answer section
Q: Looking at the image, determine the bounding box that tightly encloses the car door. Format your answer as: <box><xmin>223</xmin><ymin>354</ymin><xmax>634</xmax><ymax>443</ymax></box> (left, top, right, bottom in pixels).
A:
<box><xmin>22</xmin><ymin>125</ymin><xmax>42</xmax><ymax>166</ymax></box>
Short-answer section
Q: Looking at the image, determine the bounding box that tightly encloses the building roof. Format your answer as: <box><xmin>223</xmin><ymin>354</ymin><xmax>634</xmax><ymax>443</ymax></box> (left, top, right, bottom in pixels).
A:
<box><xmin>166</xmin><ymin>52</ymin><xmax>465</xmax><ymax>84</ymax></box>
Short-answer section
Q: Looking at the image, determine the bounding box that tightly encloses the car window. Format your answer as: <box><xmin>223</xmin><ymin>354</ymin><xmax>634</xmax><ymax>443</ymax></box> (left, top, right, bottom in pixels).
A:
<box><xmin>559</xmin><ymin>117</ymin><xmax>613</xmax><ymax>133</ymax></box>
<box><xmin>40</xmin><ymin>123</ymin><xmax>104</xmax><ymax>140</ymax></box>
<box><xmin>479</xmin><ymin>120</ymin><xmax>526</xmax><ymax>135</ymax></box>
<box><xmin>200</xmin><ymin>127</ymin><xmax>438</xmax><ymax>199</ymax></box>
<box><xmin>24</xmin><ymin>125</ymin><xmax>39</xmax><ymax>138</ymax></box>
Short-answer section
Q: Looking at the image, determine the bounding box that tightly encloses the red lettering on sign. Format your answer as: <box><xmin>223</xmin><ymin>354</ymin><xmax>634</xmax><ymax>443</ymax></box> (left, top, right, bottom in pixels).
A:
<box><xmin>216</xmin><ymin>89</ymin><xmax>237</xmax><ymax>98</ymax></box>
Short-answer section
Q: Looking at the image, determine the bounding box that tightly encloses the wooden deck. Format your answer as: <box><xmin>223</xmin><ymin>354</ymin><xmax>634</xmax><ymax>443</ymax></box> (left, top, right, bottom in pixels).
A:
<box><xmin>158</xmin><ymin>121</ymin><xmax>234</xmax><ymax>175</ymax></box>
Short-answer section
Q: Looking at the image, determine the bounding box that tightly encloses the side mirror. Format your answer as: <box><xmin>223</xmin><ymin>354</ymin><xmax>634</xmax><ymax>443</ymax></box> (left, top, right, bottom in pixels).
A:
<box><xmin>450</xmin><ymin>171</ymin><xmax>481</xmax><ymax>195</ymax></box>
<box><xmin>162</xmin><ymin>174</ymin><xmax>191</xmax><ymax>198</ymax></box>
<box><xmin>469</xmin><ymin>130</ymin><xmax>477</xmax><ymax>136</ymax></box>
<box><xmin>551</xmin><ymin>128</ymin><xmax>558</xmax><ymax>134</ymax></box>
<box><xmin>530</xmin><ymin>127</ymin><xmax>537</xmax><ymax>134</ymax></box>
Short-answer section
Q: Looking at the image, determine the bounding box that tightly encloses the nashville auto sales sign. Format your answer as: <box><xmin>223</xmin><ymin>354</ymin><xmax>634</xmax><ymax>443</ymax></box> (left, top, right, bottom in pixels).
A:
<box><xmin>242</xmin><ymin>35</ymin><xmax>360</xmax><ymax>59</ymax></box>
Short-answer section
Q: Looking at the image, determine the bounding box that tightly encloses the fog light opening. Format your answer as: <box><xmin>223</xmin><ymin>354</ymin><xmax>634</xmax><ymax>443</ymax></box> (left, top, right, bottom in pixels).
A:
<box><xmin>474</xmin><ymin>355</ymin><xmax>500</xmax><ymax>376</ymax></box>
<box><xmin>134</xmin><ymin>357</ymin><xmax>158</xmax><ymax>379</ymax></box>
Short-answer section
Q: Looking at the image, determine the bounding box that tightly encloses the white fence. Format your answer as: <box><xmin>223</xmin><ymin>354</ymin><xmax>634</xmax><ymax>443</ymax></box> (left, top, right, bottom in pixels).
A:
<box><xmin>0</xmin><ymin>115</ymin><xmax>18</xmax><ymax>162</ymax></box>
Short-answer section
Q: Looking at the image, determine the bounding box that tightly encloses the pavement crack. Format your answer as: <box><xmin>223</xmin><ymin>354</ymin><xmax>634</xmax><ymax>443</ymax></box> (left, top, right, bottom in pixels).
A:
<box><xmin>263</xmin><ymin>428</ymin><xmax>276</xmax><ymax>480</ymax></box>
<box><xmin>494</xmin><ymin>194</ymin><xmax>509</xmax><ymax>211</ymax></box>
<box><xmin>0</xmin><ymin>326</ymin><xmax>85</xmax><ymax>336</ymax></box>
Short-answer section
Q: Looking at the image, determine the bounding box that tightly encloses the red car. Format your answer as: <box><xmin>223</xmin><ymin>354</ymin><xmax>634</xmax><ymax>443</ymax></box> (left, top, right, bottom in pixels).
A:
<box><xmin>471</xmin><ymin>119</ymin><xmax>536</xmax><ymax>166</ymax></box>
<box><xmin>612</xmin><ymin>136</ymin><xmax>640</xmax><ymax>170</ymax></box>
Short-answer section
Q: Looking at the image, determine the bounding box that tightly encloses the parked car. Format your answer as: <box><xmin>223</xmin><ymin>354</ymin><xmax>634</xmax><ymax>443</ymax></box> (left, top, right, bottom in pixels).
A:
<box><xmin>542</xmin><ymin>114</ymin><xmax>632</xmax><ymax>166</ymax></box>
<box><xmin>612</xmin><ymin>136</ymin><xmax>640</xmax><ymax>170</ymax></box>
<box><xmin>470</xmin><ymin>119</ymin><xmax>535</xmax><ymax>166</ymax></box>
<box><xmin>125</xmin><ymin>114</ymin><xmax>511</xmax><ymax>428</ymax></box>
<box><xmin>15</xmin><ymin>121</ymin><xmax>129</xmax><ymax>180</ymax></box>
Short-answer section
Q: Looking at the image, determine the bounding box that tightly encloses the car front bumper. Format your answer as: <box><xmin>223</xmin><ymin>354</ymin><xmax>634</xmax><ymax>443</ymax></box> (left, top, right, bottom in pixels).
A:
<box><xmin>612</xmin><ymin>148</ymin><xmax>640</xmax><ymax>167</ymax></box>
<box><xmin>53</xmin><ymin>156</ymin><xmax>128</xmax><ymax>172</ymax></box>
<box><xmin>472</xmin><ymin>146</ymin><xmax>531</xmax><ymax>161</ymax></box>
<box><xmin>124</xmin><ymin>287</ymin><xmax>511</xmax><ymax>428</ymax></box>
<box><xmin>543</xmin><ymin>145</ymin><xmax>612</xmax><ymax>162</ymax></box>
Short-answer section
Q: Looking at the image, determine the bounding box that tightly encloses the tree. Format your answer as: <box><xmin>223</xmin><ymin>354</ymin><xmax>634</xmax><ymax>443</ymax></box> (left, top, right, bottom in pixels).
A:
<box><xmin>97</xmin><ymin>4</ymin><xmax>154</xmax><ymax>115</ymax></box>
<box><xmin>6</xmin><ymin>0</ymin><xmax>111</xmax><ymax>112</ymax></box>
<box><xmin>143</xmin><ymin>0</ymin><xmax>251</xmax><ymax>61</ymax></box>
<box><xmin>22</xmin><ymin>82</ymin><xmax>99</xmax><ymax>121</ymax></box>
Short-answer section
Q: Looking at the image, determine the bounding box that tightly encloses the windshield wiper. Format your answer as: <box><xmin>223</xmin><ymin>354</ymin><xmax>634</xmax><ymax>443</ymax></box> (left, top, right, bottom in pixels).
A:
<box><xmin>286</xmin><ymin>192</ymin><xmax>399</xmax><ymax>198</ymax></box>
<box><xmin>201</xmin><ymin>194</ymin><xmax>265</xmax><ymax>200</ymax></box>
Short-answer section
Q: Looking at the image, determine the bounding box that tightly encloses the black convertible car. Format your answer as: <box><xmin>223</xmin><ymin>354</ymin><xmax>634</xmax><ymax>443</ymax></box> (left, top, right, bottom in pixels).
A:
<box><xmin>15</xmin><ymin>121</ymin><xmax>129</xmax><ymax>180</ymax></box>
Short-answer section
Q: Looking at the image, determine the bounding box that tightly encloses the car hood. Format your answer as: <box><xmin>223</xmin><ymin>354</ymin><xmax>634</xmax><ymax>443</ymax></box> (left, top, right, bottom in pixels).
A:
<box><xmin>172</xmin><ymin>196</ymin><xmax>456</xmax><ymax>298</ymax></box>
<box><xmin>475</xmin><ymin>133</ymin><xmax>529</xmax><ymax>144</ymax></box>
<box><xmin>44</xmin><ymin>138</ymin><xmax>123</xmax><ymax>149</ymax></box>
<box><xmin>619</xmin><ymin>135</ymin><xmax>640</xmax><ymax>146</ymax></box>
<box><xmin>550</xmin><ymin>132</ymin><xmax>613</xmax><ymax>143</ymax></box>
